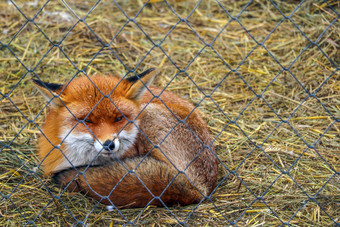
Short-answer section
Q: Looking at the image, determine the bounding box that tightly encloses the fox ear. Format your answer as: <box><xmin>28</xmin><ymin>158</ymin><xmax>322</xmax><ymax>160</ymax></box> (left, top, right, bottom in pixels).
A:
<box><xmin>32</xmin><ymin>79</ymin><xmax>64</xmax><ymax>107</ymax></box>
<box><xmin>125</xmin><ymin>68</ymin><xmax>156</xmax><ymax>101</ymax></box>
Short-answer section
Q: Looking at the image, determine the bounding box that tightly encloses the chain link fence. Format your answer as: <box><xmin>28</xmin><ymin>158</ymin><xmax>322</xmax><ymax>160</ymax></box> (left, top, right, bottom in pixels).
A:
<box><xmin>1</xmin><ymin>0</ymin><xmax>339</xmax><ymax>226</ymax></box>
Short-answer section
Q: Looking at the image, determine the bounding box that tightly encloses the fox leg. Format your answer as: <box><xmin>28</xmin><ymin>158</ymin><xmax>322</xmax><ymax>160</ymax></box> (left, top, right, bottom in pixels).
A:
<box><xmin>53</xmin><ymin>157</ymin><xmax>202</xmax><ymax>208</ymax></box>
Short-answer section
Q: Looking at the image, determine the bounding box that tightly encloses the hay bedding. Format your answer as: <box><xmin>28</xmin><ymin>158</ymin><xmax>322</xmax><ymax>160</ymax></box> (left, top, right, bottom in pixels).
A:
<box><xmin>0</xmin><ymin>0</ymin><xmax>339</xmax><ymax>226</ymax></box>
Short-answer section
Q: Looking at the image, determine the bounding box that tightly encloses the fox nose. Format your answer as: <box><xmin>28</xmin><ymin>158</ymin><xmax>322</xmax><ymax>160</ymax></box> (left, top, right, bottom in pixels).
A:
<box><xmin>103</xmin><ymin>140</ymin><xmax>115</xmax><ymax>151</ymax></box>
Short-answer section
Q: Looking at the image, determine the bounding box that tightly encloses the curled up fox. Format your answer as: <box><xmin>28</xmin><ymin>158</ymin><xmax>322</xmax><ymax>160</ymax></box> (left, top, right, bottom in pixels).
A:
<box><xmin>33</xmin><ymin>68</ymin><xmax>218</xmax><ymax>208</ymax></box>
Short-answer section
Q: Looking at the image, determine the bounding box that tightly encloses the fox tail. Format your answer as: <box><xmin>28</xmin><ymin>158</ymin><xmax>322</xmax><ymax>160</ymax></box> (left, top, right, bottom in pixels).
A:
<box><xmin>53</xmin><ymin>157</ymin><xmax>203</xmax><ymax>208</ymax></box>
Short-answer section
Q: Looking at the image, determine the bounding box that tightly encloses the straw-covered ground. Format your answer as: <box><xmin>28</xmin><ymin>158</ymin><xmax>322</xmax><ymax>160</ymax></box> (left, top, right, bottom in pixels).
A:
<box><xmin>1</xmin><ymin>0</ymin><xmax>339</xmax><ymax>226</ymax></box>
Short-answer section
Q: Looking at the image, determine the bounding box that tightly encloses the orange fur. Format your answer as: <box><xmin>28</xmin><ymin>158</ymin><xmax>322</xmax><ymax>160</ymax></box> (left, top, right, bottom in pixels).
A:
<box><xmin>34</xmin><ymin>69</ymin><xmax>218</xmax><ymax>208</ymax></box>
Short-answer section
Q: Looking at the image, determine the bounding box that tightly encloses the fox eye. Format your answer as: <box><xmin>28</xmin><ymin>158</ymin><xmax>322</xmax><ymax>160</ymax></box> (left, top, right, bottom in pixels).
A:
<box><xmin>114</xmin><ymin>116</ymin><xmax>123</xmax><ymax>122</ymax></box>
<box><xmin>84</xmin><ymin>119</ymin><xmax>93</xmax><ymax>123</ymax></box>
<box><xmin>79</xmin><ymin>118</ymin><xmax>93</xmax><ymax>124</ymax></box>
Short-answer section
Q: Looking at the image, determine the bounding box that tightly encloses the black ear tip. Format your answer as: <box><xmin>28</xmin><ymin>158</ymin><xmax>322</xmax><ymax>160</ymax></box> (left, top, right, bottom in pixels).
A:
<box><xmin>138</xmin><ymin>68</ymin><xmax>156</xmax><ymax>78</ymax></box>
<box><xmin>32</xmin><ymin>79</ymin><xmax>42</xmax><ymax>86</ymax></box>
<box><xmin>126</xmin><ymin>68</ymin><xmax>156</xmax><ymax>83</ymax></box>
<box><xmin>32</xmin><ymin>79</ymin><xmax>63</xmax><ymax>91</ymax></box>
<box><xmin>145</xmin><ymin>68</ymin><xmax>156</xmax><ymax>74</ymax></box>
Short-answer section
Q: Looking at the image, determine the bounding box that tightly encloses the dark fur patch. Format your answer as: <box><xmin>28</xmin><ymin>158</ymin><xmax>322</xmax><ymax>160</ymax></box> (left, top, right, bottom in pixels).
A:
<box><xmin>52</xmin><ymin>168</ymin><xmax>74</xmax><ymax>184</ymax></box>
<box><xmin>32</xmin><ymin>79</ymin><xmax>63</xmax><ymax>91</ymax></box>
<box><xmin>52</xmin><ymin>164</ymin><xmax>105</xmax><ymax>184</ymax></box>
<box><xmin>126</xmin><ymin>68</ymin><xmax>155</xmax><ymax>83</ymax></box>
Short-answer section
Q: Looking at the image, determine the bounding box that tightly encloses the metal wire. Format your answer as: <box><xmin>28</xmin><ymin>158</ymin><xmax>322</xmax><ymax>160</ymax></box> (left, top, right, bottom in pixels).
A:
<box><xmin>1</xmin><ymin>0</ymin><xmax>339</xmax><ymax>226</ymax></box>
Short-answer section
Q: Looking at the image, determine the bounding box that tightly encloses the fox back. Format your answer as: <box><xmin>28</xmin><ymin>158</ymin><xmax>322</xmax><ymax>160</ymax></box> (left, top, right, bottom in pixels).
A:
<box><xmin>34</xmin><ymin>69</ymin><xmax>218</xmax><ymax>207</ymax></box>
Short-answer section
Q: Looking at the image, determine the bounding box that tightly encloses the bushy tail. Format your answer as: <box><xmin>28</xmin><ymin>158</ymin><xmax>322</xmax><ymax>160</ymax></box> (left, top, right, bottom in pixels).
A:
<box><xmin>53</xmin><ymin>157</ymin><xmax>202</xmax><ymax>208</ymax></box>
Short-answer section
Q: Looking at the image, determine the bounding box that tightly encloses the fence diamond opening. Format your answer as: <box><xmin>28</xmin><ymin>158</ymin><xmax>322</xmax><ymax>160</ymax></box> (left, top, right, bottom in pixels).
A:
<box><xmin>0</xmin><ymin>0</ymin><xmax>339</xmax><ymax>226</ymax></box>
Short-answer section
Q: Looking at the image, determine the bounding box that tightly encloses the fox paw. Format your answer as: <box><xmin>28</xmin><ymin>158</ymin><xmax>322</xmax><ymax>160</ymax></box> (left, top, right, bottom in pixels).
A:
<box><xmin>52</xmin><ymin>169</ymin><xmax>82</xmax><ymax>192</ymax></box>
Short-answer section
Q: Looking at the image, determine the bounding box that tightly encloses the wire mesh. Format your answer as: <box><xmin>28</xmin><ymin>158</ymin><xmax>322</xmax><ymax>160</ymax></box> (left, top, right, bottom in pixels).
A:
<box><xmin>1</xmin><ymin>0</ymin><xmax>339</xmax><ymax>226</ymax></box>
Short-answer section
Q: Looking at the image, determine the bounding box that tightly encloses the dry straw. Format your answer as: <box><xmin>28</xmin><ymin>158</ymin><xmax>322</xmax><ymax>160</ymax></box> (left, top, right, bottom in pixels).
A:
<box><xmin>0</xmin><ymin>0</ymin><xmax>339</xmax><ymax>226</ymax></box>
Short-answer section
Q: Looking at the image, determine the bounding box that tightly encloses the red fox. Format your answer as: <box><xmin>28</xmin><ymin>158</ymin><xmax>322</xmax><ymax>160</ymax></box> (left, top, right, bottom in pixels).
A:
<box><xmin>33</xmin><ymin>69</ymin><xmax>218</xmax><ymax>208</ymax></box>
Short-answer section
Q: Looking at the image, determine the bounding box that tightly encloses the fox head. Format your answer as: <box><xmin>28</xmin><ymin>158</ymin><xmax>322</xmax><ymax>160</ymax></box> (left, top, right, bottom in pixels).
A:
<box><xmin>33</xmin><ymin>68</ymin><xmax>155</xmax><ymax>175</ymax></box>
